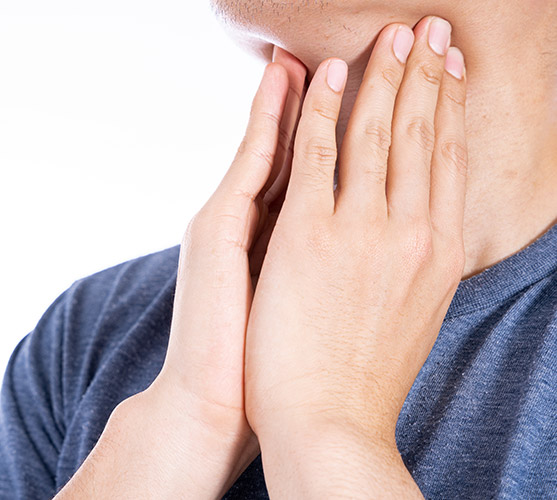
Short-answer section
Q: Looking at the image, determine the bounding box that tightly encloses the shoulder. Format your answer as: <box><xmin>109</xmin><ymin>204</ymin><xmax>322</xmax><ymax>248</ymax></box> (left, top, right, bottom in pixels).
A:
<box><xmin>56</xmin><ymin>245</ymin><xmax>181</xmax><ymax>338</ymax></box>
<box><xmin>0</xmin><ymin>245</ymin><xmax>182</xmax><ymax>496</ymax></box>
<box><xmin>49</xmin><ymin>245</ymin><xmax>181</xmax><ymax>415</ymax></box>
<box><xmin>64</xmin><ymin>243</ymin><xmax>181</xmax><ymax>357</ymax></box>
<box><xmin>70</xmin><ymin>245</ymin><xmax>181</xmax><ymax>311</ymax></box>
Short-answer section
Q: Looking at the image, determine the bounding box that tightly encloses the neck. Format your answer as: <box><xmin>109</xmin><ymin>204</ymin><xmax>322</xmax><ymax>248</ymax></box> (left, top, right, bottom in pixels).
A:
<box><xmin>276</xmin><ymin>4</ymin><xmax>557</xmax><ymax>279</ymax></box>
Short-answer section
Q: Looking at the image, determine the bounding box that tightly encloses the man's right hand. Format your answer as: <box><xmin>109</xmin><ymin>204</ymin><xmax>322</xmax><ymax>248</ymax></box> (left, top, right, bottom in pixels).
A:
<box><xmin>54</xmin><ymin>48</ymin><xmax>307</xmax><ymax>499</ymax></box>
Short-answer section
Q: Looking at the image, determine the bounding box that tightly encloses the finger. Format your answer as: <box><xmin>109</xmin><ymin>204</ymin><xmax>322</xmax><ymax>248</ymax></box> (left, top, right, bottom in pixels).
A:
<box><xmin>335</xmin><ymin>24</ymin><xmax>415</xmax><ymax>219</ymax></box>
<box><xmin>244</xmin><ymin>194</ymin><xmax>270</xmax><ymax>259</ymax></box>
<box><xmin>215</xmin><ymin>63</ymin><xmax>289</xmax><ymax>212</ymax></box>
<box><xmin>386</xmin><ymin>16</ymin><xmax>452</xmax><ymax>220</ymax></box>
<box><xmin>287</xmin><ymin>58</ymin><xmax>348</xmax><ymax>215</ymax></box>
<box><xmin>264</xmin><ymin>80</ymin><xmax>308</xmax><ymax>208</ymax></box>
<box><xmin>262</xmin><ymin>81</ymin><xmax>309</xmax><ymax>207</ymax></box>
<box><xmin>261</xmin><ymin>46</ymin><xmax>308</xmax><ymax>206</ymax></box>
<box><xmin>249</xmin><ymin>210</ymin><xmax>279</xmax><ymax>284</ymax></box>
<box><xmin>429</xmin><ymin>46</ymin><xmax>468</xmax><ymax>238</ymax></box>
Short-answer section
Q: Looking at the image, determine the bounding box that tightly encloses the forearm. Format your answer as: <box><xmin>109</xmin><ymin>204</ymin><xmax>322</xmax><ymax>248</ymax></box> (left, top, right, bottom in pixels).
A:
<box><xmin>258</xmin><ymin>421</ymin><xmax>424</xmax><ymax>499</ymax></box>
<box><xmin>55</xmin><ymin>387</ymin><xmax>256</xmax><ymax>499</ymax></box>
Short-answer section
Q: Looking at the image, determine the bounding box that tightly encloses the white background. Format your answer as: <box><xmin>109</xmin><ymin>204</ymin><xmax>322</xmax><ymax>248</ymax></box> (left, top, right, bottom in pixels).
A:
<box><xmin>0</xmin><ymin>1</ymin><xmax>264</xmax><ymax>381</ymax></box>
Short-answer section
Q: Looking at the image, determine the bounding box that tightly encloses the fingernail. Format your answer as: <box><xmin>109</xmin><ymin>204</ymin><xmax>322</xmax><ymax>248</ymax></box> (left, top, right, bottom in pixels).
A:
<box><xmin>445</xmin><ymin>47</ymin><xmax>465</xmax><ymax>79</ymax></box>
<box><xmin>428</xmin><ymin>17</ymin><xmax>452</xmax><ymax>56</ymax></box>
<box><xmin>326</xmin><ymin>59</ymin><xmax>348</xmax><ymax>92</ymax></box>
<box><xmin>393</xmin><ymin>26</ymin><xmax>414</xmax><ymax>64</ymax></box>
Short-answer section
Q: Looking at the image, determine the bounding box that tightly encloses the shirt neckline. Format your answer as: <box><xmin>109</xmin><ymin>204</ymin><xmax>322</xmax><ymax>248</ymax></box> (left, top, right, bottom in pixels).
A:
<box><xmin>446</xmin><ymin>221</ymin><xmax>557</xmax><ymax>319</ymax></box>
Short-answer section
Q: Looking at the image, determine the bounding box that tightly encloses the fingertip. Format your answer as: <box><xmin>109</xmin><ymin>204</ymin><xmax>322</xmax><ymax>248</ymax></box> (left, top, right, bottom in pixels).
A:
<box><xmin>445</xmin><ymin>46</ymin><xmax>466</xmax><ymax>81</ymax></box>
<box><xmin>325</xmin><ymin>58</ymin><xmax>348</xmax><ymax>93</ymax></box>
<box><xmin>264</xmin><ymin>61</ymin><xmax>289</xmax><ymax>83</ymax></box>
<box><xmin>260</xmin><ymin>62</ymin><xmax>290</xmax><ymax>108</ymax></box>
<box><xmin>413</xmin><ymin>15</ymin><xmax>435</xmax><ymax>39</ymax></box>
<box><xmin>392</xmin><ymin>25</ymin><xmax>415</xmax><ymax>64</ymax></box>
<box><xmin>271</xmin><ymin>48</ymin><xmax>308</xmax><ymax>104</ymax></box>
<box><xmin>273</xmin><ymin>46</ymin><xmax>308</xmax><ymax>76</ymax></box>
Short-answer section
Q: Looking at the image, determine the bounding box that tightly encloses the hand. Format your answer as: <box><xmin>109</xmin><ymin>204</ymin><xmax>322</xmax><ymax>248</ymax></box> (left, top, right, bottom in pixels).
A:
<box><xmin>245</xmin><ymin>16</ymin><xmax>467</xmax><ymax>496</ymax></box>
<box><xmin>55</xmin><ymin>50</ymin><xmax>307</xmax><ymax>499</ymax></box>
<box><xmin>135</xmin><ymin>48</ymin><xmax>306</xmax><ymax>495</ymax></box>
<box><xmin>249</xmin><ymin>47</ymin><xmax>309</xmax><ymax>287</ymax></box>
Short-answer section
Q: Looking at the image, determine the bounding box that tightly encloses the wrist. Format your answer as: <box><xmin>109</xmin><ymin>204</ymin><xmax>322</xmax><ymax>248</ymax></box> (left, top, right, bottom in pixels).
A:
<box><xmin>57</xmin><ymin>384</ymin><xmax>257</xmax><ymax>499</ymax></box>
<box><xmin>257</xmin><ymin>419</ymin><xmax>423</xmax><ymax>499</ymax></box>
<box><xmin>120</xmin><ymin>382</ymin><xmax>258</xmax><ymax>497</ymax></box>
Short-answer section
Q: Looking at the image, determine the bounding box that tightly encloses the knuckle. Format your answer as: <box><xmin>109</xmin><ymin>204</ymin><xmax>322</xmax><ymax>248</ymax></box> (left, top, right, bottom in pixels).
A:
<box><xmin>299</xmin><ymin>164</ymin><xmax>332</xmax><ymax>188</ymax></box>
<box><xmin>259</xmin><ymin>110</ymin><xmax>282</xmax><ymax>128</ymax></box>
<box><xmin>301</xmin><ymin>137</ymin><xmax>337</xmax><ymax>167</ymax></box>
<box><xmin>192</xmin><ymin>204</ymin><xmax>240</xmax><ymax>232</ymax></box>
<box><xmin>405</xmin><ymin>116</ymin><xmax>435</xmax><ymax>153</ymax></box>
<box><xmin>403</xmin><ymin>222</ymin><xmax>434</xmax><ymax>264</ymax></box>
<box><xmin>310</xmin><ymin>103</ymin><xmax>338</xmax><ymax>123</ymax></box>
<box><xmin>362</xmin><ymin>120</ymin><xmax>392</xmax><ymax>156</ymax></box>
<box><xmin>181</xmin><ymin>206</ymin><xmax>251</xmax><ymax>262</ymax></box>
<box><xmin>362</xmin><ymin>164</ymin><xmax>388</xmax><ymax>185</ymax></box>
<box><xmin>245</xmin><ymin>145</ymin><xmax>275</xmax><ymax>170</ymax></box>
<box><xmin>231</xmin><ymin>188</ymin><xmax>256</xmax><ymax>204</ymax></box>
<box><xmin>380</xmin><ymin>67</ymin><xmax>400</xmax><ymax>95</ymax></box>
<box><xmin>417</xmin><ymin>61</ymin><xmax>443</xmax><ymax>86</ymax></box>
<box><xmin>182</xmin><ymin>210</ymin><xmax>207</xmax><ymax>249</ymax></box>
<box><xmin>439</xmin><ymin>242</ymin><xmax>466</xmax><ymax>287</ymax></box>
<box><xmin>441</xmin><ymin>139</ymin><xmax>468</xmax><ymax>177</ymax></box>
<box><xmin>186</xmin><ymin>209</ymin><xmax>205</xmax><ymax>235</ymax></box>
<box><xmin>306</xmin><ymin>222</ymin><xmax>336</xmax><ymax>262</ymax></box>
<box><xmin>216</xmin><ymin>236</ymin><xmax>248</xmax><ymax>252</ymax></box>
<box><xmin>194</xmin><ymin>210</ymin><xmax>248</xmax><ymax>252</ymax></box>
<box><xmin>443</xmin><ymin>88</ymin><xmax>466</xmax><ymax>109</ymax></box>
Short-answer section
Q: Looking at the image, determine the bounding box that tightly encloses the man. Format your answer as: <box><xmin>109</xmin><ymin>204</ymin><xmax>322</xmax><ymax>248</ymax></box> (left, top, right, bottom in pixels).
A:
<box><xmin>1</xmin><ymin>1</ymin><xmax>556</xmax><ymax>498</ymax></box>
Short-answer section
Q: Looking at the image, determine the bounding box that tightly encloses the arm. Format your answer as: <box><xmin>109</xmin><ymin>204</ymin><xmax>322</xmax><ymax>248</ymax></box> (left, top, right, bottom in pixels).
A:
<box><xmin>54</xmin><ymin>52</ymin><xmax>308</xmax><ymax>498</ymax></box>
<box><xmin>1</xmin><ymin>47</ymin><xmax>307</xmax><ymax>499</ymax></box>
<box><xmin>54</xmin><ymin>385</ymin><xmax>253</xmax><ymax>499</ymax></box>
<box><xmin>258</xmin><ymin>423</ymin><xmax>423</xmax><ymax>499</ymax></box>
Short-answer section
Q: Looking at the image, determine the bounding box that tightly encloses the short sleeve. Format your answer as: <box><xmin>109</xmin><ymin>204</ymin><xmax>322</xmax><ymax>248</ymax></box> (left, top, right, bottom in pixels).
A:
<box><xmin>0</xmin><ymin>291</ymin><xmax>68</xmax><ymax>500</ymax></box>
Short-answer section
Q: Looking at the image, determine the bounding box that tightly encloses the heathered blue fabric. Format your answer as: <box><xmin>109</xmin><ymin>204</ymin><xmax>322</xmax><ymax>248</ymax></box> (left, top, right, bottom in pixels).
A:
<box><xmin>1</xmin><ymin>223</ymin><xmax>556</xmax><ymax>499</ymax></box>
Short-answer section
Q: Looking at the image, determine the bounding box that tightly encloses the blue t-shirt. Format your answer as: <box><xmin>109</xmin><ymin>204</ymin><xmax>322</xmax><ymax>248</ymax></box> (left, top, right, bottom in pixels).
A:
<box><xmin>1</xmin><ymin>223</ymin><xmax>556</xmax><ymax>499</ymax></box>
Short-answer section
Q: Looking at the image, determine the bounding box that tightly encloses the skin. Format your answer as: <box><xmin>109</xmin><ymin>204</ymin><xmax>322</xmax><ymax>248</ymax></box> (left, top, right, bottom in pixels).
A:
<box><xmin>54</xmin><ymin>2</ymin><xmax>555</xmax><ymax>498</ymax></box>
<box><xmin>58</xmin><ymin>16</ymin><xmax>460</xmax><ymax>499</ymax></box>
<box><xmin>210</xmin><ymin>0</ymin><xmax>557</xmax><ymax>280</ymax></box>
<box><xmin>247</xmin><ymin>16</ymin><xmax>468</xmax><ymax>497</ymax></box>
